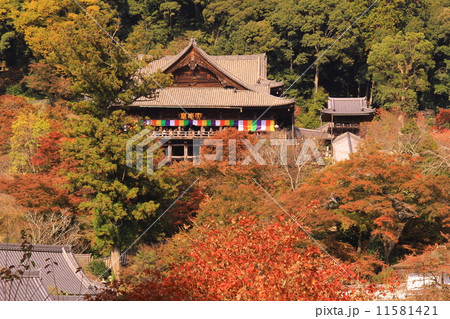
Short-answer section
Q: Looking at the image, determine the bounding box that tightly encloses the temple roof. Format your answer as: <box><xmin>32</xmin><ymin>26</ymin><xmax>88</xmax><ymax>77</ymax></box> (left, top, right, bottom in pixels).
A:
<box><xmin>322</xmin><ymin>97</ymin><xmax>375</xmax><ymax>116</ymax></box>
<box><xmin>133</xmin><ymin>39</ymin><xmax>292</xmax><ymax>109</ymax></box>
<box><xmin>295</xmin><ymin>123</ymin><xmax>333</xmax><ymax>140</ymax></box>
<box><xmin>131</xmin><ymin>87</ymin><xmax>293</xmax><ymax>109</ymax></box>
<box><xmin>332</xmin><ymin>132</ymin><xmax>363</xmax><ymax>162</ymax></box>
<box><xmin>0</xmin><ymin>244</ymin><xmax>101</xmax><ymax>298</ymax></box>
<box><xmin>0</xmin><ymin>270</ymin><xmax>52</xmax><ymax>301</ymax></box>
<box><xmin>140</xmin><ymin>39</ymin><xmax>284</xmax><ymax>92</ymax></box>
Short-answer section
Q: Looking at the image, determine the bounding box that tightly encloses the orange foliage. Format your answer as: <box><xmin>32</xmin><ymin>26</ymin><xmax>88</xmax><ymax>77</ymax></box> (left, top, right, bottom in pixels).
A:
<box><xmin>434</xmin><ymin>108</ymin><xmax>450</xmax><ymax>131</ymax></box>
<box><xmin>93</xmin><ymin>212</ymin><xmax>370</xmax><ymax>301</ymax></box>
<box><xmin>0</xmin><ymin>173</ymin><xmax>81</xmax><ymax>215</ymax></box>
<box><xmin>431</xmin><ymin>129</ymin><xmax>450</xmax><ymax>146</ymax></box>
<box><xmin>0</xmin><ymin>95</ymin><xmax>30</xmax><ymax>153</ymax></box>
<box><xmin>282</xmin><ymin>150</ymin><xmax>449</xmax><ymax>264</ymax></box>
<box><xmin>167</xmin><ymin>185</ymin><xmax>205</xmax><ymax>229</ymax></box>
<box><xmin>23</xmin><ymin>63</ymin><xmax>71</xmax><ymax>100</ymax></box>
<box><xmin>30</xmin><ymin>131</ymin><xmax>64</xmax><ymax>172</ymax></box>
<box><xmin>396</xmin><ymin>244</ymin><xmax>450</xmax><ymax>276</ymax></box>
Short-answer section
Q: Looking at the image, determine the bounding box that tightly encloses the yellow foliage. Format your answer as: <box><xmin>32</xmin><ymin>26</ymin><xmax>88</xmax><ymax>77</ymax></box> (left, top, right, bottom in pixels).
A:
<box><xmin>0</xmin><ymin>193</ymin><xmax>27</xmax><ymax>243</ymax></box>
<box><xmin>9</xmin><ymin>0</ymin><xmax>106</xmax><ymax>58</ymax></box>
<box><xmin>9</xmin><ymin>109</ymin><xmax>51</xmax><ymax>174</ymax></box>
<box><xmin>87</xmin><ymin>5</ymin><xmax>101</xmax><ymax>13</ymax></box>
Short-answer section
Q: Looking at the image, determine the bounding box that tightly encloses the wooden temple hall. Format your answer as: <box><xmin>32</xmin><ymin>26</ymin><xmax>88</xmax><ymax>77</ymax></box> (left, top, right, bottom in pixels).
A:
<box><xmin>126</xmin><ymin>39</ymin><xmax>294</xmax><ymax>160</ymax></box>
<box><xmin>321</xmin><ymin>97</ymin><xmax>375</xmax><ymax>136</ymax></box>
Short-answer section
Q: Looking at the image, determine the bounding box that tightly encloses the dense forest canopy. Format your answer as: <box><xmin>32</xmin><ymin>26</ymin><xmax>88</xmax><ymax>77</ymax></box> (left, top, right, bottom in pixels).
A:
<box><xmin>0</xmin><ymin>0</ymin><xmax>449</xmax><ymax>115</ymax></box>
<box><xmin>0</xmin><ymin>0</ymin><xmax>449</xmax><ymax>301</ymax></box>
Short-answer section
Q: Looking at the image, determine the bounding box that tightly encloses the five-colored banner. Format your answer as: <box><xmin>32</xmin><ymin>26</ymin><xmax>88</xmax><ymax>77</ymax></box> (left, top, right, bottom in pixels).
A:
<box><xmin>141</xmin><ymin>119</ymin><xmax>275</xmax><ymax>131</ymax></box>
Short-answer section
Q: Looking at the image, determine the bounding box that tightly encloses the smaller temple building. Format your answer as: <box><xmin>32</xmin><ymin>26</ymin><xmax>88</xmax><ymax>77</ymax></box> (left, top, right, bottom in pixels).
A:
<box><xmin>332</xmin><ymin>132</ymin><xmax>363</xmax><ymax>161</ymax></box>
<box><xmin>321</xmin><ymin>97</ymin><xmax>375</xmax><ymax>136</ymax></box>
<box><xmin>392</xmin><ymin>245</ymin><xmax>450</xmax><ymax>292</ymax></box>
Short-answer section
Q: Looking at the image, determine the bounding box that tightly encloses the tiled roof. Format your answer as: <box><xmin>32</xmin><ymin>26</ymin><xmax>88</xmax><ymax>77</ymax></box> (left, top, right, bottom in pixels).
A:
<box><xmin>333</xmin><ymin>131</ymin><xmax>362</xmax><ymax>145</ymax></box>
<box><xmin>322</xmin><ymin>97</ymin><xmax>375</xmax><ymax>115</ymax></box>
<box><xmin>142</xmin><ymin>55</ymin><xmax>172</xmax><ymax>71</ymax></box>
<box><xmin>0</xmin><ymin>244</ymin><xmax>101</xmax><ymax>297</ymax></box>
<box><xmin>140</xmin><ymin>39</ymin><xmax>283</xmax><ymax>94</ymax></box>
<box><xmin>212</xmin><ymin>54</ymin><xmax>267</xmax><ymax>85</ymax></box>
<box><xmin>129</xmin><ymin>87</ymin><xmax>294</xmax><ymax>108</ymax></box>
<box><xmin>0</xmin><ymin>271</ymin><xmax>52</xmax><ymax>301</ymax></box>
<box><xmin>295</xmin><ymin>123</ymin><xmax>333</xmax><ymax>139</ymax></box>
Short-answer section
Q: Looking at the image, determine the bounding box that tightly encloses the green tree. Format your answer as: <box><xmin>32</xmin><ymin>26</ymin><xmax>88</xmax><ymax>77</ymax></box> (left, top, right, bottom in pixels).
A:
<box><xmin>126</xmin><ymin>17</ymin><xmax>171</xmax><ymax>54</ymax></box>
<box><xmin>0</xmin><ymin>0</ymin><xmax>31</xmax><ymax>91</ymax></box>
<box><xmin>202</xmin><ymin>0</ymin><xmax>280</xmax><ymax>55</ymax></box>
<box><xmin>63</xmin><ymin>111</ymin><xmax>179</xmax><ymax>277</ymax></box>
<box><xmin>297</xmin><ymin>0</ymin><xmax>360</xmax><ymax>93</ymax></box>
<box><xmin>12</xmin><ymin>0</ymin><xmax>172</xmax><ymax>117</ymax></box>
<box><xmin>0</xmin><ymin>0</ymin><xmax>23</xmax><ymax>56</ymax></box>
<box><xmin>228</xmin><ymin>20</ymin><xmax>283</xmax><ymax>55</ymax></box>
<box><xmin>361</xmin><ymin>0</ymin><xmax>431</xmax><ymax>47</ymax></box>
<box><xmin>296</xmin><ymin>87</ymin><xmax>328</xmax><ymax>129</ymax></box>
<box><xmin>368</xmin><ymin>32</ymin><xmax>434</xmax><ymax>114</ymax></box>
<box><xmin>427</xmin><ymin>0</ymin><xmax>450</xmax><ymax>108</ymax></box>
<box><xmin>159</xmin><ymin>1</ymin><xmax>181</xmax><ymax>27</ymax></box>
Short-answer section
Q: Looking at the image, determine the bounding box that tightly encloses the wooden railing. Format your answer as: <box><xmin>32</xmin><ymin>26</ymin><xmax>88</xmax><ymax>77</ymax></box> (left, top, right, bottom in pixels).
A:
<box><xmin>150</xmin><ymin>130</ymin><xmax>216</xmax><ymax>138</ymax></box>
<box><xmin>331</xmin><ymin>122</ymin><xmax>360</xmax><ymax>129</ymax></box>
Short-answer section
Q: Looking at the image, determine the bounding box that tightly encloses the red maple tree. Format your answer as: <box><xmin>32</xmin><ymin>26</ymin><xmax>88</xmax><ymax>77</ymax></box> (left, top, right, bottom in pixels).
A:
<box><xmin>0</xmin><ymin>95</ymin><xmax>29</xmax><ymax>154</ymax></box>
<box><xmin>93</xmin><ymin>212</ymin><xmax>370</xmax><ymax>301</ymax></box>
<box><xmin>30</xmin><ymin>131</ymin><xmax>64</xmax><ymax>172</ymax></box>
<box><xmin>434</xmin><ymin>108</ymin><xmax>450</xmax><ymax>131</ymax></box>
<box><xmin>0</xmin><ymin>173</ymin><xmax>79</xmax><ymax>215</ymax></box>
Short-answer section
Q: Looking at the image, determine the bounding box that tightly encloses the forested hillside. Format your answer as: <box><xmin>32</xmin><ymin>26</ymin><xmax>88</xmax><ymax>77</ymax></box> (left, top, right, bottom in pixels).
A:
<box><xmin>0</xmin><ymin>0</ymin><xmax>449</xmax><ymax>301</ymax></box>
<box><xmin>1</xmin><ymin>1</ymin><xmax>449</xmax><ymax>115</ymax></box>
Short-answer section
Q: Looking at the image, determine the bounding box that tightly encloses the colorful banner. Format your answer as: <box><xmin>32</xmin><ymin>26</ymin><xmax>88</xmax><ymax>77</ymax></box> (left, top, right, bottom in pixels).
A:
<box><xmin>143</xmin><ymin>119</ymin><xmax>275</xmax><ymax>131</ymax></box>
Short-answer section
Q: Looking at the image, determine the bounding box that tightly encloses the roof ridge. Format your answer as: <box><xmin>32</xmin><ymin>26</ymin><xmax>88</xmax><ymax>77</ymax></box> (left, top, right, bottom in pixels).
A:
<box><xmin>0</xmin><ymin>243</ymin><xmax>72</xmax><ymax>252</ymax></box>
<box><xmin>210</xmin><ymin>54</ymin><xmax>266</xmax><ymax>59</ymax></box>
<box><xmin>158</xmin><ymin>39</ymin><xmax>258</xmax><ymax>92</ymax></box>
<box><xmin>152</xmin><ymin>87</ymin><xmax>294</xmax><ymax>101</ymax></box>
<box><xmin>61</xmin><ymin>247</ymin><xmax>100</xmax><ymax>291</ymax></box>
<box><xmin>14</xmin><ymin>270</ymin><xmax>42</xmax><ymax>278</ymax></box>
<box><xmin>328</xmin><ymin>97</ymin><xmax>367</xmax><ymax>100</ymax></box>
<box><xmin>333</xmin><ymin>131</ymin><xmax>362</xmax><ymax>142</ymax></box>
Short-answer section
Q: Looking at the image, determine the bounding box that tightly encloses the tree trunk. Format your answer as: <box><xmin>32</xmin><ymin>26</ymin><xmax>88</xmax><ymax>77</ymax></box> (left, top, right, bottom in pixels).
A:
<box><xmin>384</xmin><ymin>241</ymin><xmax>396</xmax><ymax>264</ymax></box>
<box><xmin>357</xmin><ymin>231</ymin><xmax>363</xmax><ymax>254</ymax></box>
<box><xmin>110</xmin><ymin>246</ymin><xmax>122</xmax><ymax>280</ymax></box>
<box><xmin>368</xmin><ymin>81</ymin><xmax>374</xmax><ymax>106</ymax></box>
<box><xmin>383</xmin><ymin>225</ymin><xmax>406</xmax><ymax>264</ymax></box>
<box><xmin>314</xmin><ymin>64</ymin><xmax>319</xmax><ymax>93</ymax></box>
<box><xmin>193</xmin><ymin>1</ymin><xmax>201</xmax><ymax>20</ymax></box>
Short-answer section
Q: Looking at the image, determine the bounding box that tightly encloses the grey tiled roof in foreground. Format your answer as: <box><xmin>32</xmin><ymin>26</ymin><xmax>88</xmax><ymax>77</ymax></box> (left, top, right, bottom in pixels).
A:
<box><xmin>0</xmin><ymin>244</ymin><xmax>101</xmax><ymax>300</ymax></box>
<box><xmin>0</xmin><ymin>270</ymin><xmax>52</xmax><ymax>301</ymax></box>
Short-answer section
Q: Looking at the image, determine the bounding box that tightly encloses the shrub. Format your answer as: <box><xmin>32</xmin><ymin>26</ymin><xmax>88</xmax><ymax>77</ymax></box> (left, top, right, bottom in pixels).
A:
<box><xmin>86</xmin><ymin>260</ymin><xmax>111</xmax><ymax>280</ymax></box>
<box><xmin>5</xmin><ymin>84</ymin><xmax>25</xmax><ymax>96</ymax></box>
